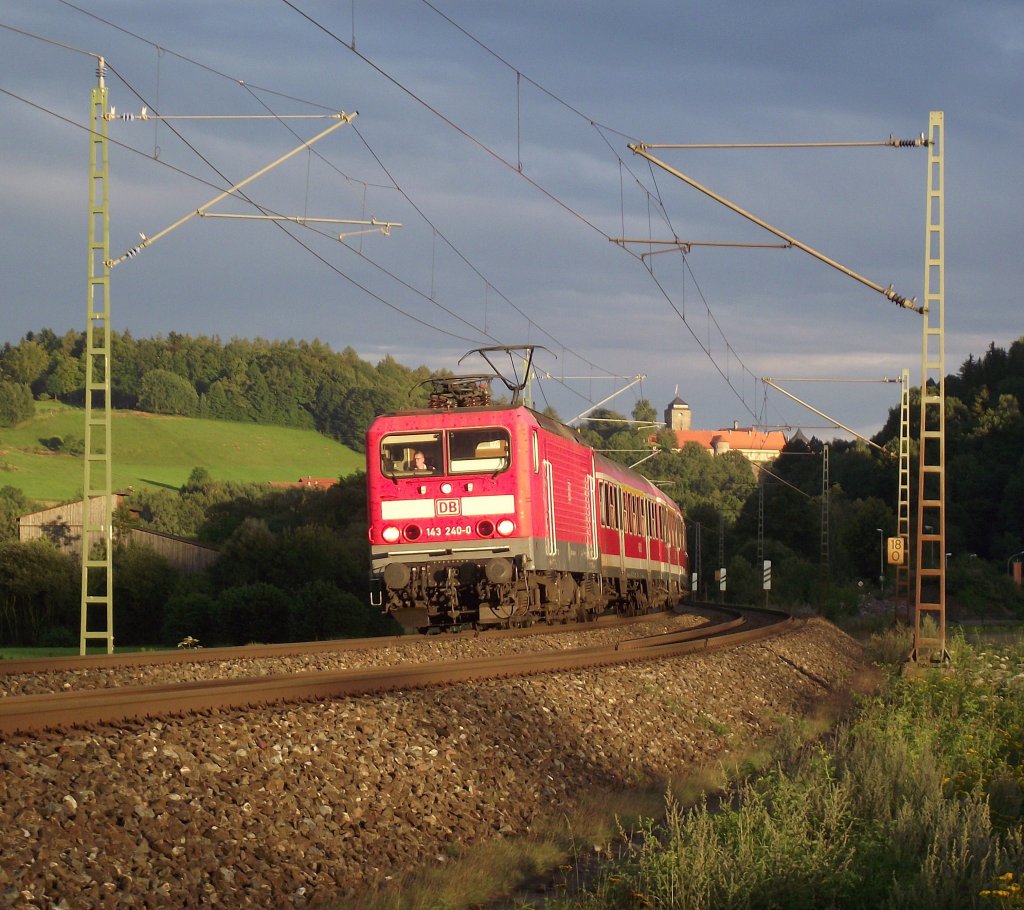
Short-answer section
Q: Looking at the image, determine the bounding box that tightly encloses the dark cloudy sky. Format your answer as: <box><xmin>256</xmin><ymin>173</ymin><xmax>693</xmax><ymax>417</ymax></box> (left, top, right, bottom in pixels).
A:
<box><xmin>2</xmin><ymin>1</ymin><xmax>1021</xmax><ymax>437</ymax></box>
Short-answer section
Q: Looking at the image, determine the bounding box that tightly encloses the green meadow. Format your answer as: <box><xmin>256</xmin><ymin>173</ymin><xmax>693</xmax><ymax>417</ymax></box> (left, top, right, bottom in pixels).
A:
<box><xmin>0</xmin><ymin>401</ymin><xmax>363</xmax><ymax>503</ymax></box>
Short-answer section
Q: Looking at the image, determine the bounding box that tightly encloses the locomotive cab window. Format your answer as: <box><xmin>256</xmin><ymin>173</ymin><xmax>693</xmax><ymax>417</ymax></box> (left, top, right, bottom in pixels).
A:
<box><xmin>447</xmin><ymin>428</ymin><xmax>511</xmax><ymax>474</ymax></box>
<box><xmin>380</xmin><ymin>432</ymin><xmax>443</xmax><ymax>476</ymax></box>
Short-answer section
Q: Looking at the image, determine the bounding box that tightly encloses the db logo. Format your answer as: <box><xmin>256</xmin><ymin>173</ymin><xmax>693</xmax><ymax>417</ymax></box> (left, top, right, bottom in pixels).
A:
<box><xmin>435</xmin><ymin>499</ymin><xmax>461</xmax><ymax>516</ymax></box>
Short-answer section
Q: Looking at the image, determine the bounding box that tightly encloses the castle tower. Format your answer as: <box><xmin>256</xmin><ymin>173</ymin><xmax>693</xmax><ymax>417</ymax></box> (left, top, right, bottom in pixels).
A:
<box><xmin>664</xmin><ymin>395</ymin><xmax>692</xmax><ymax>431</ymax></box>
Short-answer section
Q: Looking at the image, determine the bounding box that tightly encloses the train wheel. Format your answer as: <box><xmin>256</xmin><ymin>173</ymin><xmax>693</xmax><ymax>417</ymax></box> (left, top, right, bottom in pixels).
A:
<box><xmin>625</xmin><ymin>588</ymin><xmax>643</xmax><ymax>617</ymax></box>
<box><xmin>508</xmin><ymin>579</ymin><xmax>534</xmax><ymax>627</ymax></box>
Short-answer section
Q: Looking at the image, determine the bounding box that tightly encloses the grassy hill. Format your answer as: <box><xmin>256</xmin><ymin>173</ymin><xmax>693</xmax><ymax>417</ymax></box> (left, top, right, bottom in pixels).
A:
<box><xmin>0</xmin><ymin>402</ymin><xmax>363</xmax><ymax>504</ymax></box>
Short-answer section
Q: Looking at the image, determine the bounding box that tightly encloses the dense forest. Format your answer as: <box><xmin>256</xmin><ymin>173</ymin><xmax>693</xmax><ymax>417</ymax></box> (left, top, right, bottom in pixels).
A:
<box><xmin>1</xmin><ymin>330</ymin><xmax>1022</xmax><ymax>647</ymax></box>
<box><xmin>0</xmin><ymin>329</ymin><xmax>433</xmax><ymax>451</ymax></box>
<box><xmin>551</xmin><ymin>338</ymin><xmax>1024</xmax><ymax>612</ymax></box>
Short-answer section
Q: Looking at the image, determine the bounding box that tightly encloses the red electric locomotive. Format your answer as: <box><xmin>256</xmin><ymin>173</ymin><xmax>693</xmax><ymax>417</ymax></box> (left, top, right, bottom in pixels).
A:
<box><xmin>366</xmin><ymin>348</ymin><xmax>688</xmax><ymax>630</ymax></box>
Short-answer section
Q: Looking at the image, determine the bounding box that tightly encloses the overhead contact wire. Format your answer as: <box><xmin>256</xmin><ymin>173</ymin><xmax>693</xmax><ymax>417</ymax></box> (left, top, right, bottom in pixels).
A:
<box><xmin>280</xmin><ymin>1</ymin><xmax>756</xmax><ymax>407</ymax></box>
<box><xmin>413</xmin><ymin>0</ymin><xmax>760</xmax><ymax>408</ymax></box>
<box><xmin>47</xmin><ymin>0</ymin><xmax>619</xmax><ymax>393</ymax></box>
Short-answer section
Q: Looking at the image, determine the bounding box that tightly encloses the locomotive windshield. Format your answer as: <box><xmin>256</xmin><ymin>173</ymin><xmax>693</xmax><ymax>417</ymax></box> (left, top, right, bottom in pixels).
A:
<box><xmin>446</xmin><ymin>427</ymin><xmax>510</xmax><ymax>474</ymax></box>
<box><xmin>380</xmin><ymin>432</ymin><xmax>443</xmax><ymax>476</ymax></box>
<box><xmin>378</xmin><ymin>427</ymin><xmax>510</xmax><ymax>477</ymax></box>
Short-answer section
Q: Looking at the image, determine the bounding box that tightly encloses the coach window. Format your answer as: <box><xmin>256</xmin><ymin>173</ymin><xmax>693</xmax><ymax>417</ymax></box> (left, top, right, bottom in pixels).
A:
<box><xmin>603</xmin><ymin>483</ymin><xmax>619</xmax><ymax>529</ymax></box>
<box><xmin>447</xmin><ymin>427</ymin><xmax>511</xmax><ymax>474</ymax></box>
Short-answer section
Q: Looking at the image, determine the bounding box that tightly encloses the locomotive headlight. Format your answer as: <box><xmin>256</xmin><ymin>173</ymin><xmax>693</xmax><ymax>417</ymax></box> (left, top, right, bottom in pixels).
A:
<box><xmin>381</xmin><ymin>525</ymin><xmax>401</xmax><ymax>543</ymax></box>
<box><xmin>440</xmin><ymin>481</ymin><xmax>453</xmax><ymax>495</ymax></box>
<box><xmin>496</xmin><ymin>518</ymin><xmax>515</xmax><ymax>537</ymax></box>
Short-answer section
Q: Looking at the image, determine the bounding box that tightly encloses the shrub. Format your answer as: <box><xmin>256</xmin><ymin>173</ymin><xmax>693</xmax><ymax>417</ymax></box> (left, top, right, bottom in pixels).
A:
<box><xmin>948</xmin><ymin>554</ymin><xmax>1024</xmax><ymax>619</ymax></box>
<box><xmin>0</xmin><ymin>539</ymin><xmax>78</xmax><ymax>645</ymax></box>
<box><xmin>38</xmin><ymin>624</ymin><xmax>78</xmax><ymax>648</ymax></box>
<box><xmin>39</xmin><ymin>434</ymin><xmax>85</xmax><ymax>456</ymax></box>
<box><xmin>112</xmin><ymin>542</ymin><xmax>180</xmax><ymax>645</ymax></box>
<box><xmin>161</xmin><ymin>587</ymin><xmax>220</xmax><ymax>647</ymax></box>
<box><xmin>215</xmin><ymin>582</ymin><xmax>290</xmax><ymax>645</ymax></box>
<box><xmin>287</xmin><ymin>580</ymin><xmax>372</xmax><ymax>641</ymax></box>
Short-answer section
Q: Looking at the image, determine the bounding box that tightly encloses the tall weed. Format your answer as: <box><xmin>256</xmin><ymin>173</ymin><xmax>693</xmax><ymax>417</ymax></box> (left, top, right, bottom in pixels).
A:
<box><xmin>547</xmin><ymin>634</ymin><xmax>1024</xmax><ymax>910</ymax></box>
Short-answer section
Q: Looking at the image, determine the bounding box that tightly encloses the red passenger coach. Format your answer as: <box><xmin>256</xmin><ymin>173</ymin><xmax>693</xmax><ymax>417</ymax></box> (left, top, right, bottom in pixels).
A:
<box><xmin>366</xmin><ymin>367</ymin><xmax>688</xmax><ymax>631</ymax></box>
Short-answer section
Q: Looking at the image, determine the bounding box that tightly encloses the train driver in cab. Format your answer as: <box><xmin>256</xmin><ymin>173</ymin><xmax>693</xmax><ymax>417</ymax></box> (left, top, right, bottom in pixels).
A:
<box><xmin>410</xmin><ymin>450</ymin><xmax>435</xmax><ymax>473</ymax></box>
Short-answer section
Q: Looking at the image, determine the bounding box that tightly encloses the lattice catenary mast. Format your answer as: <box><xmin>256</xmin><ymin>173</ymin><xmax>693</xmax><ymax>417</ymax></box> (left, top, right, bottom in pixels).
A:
<box><xmin>77</xmin><ymin>68</ymin><xmax>383</xmax><ymax>652</ymax></box>
<box><xmin>79</xmin><ymin>58</ymin><xmax>114</xmax><ymax>654</ymax></box>
<box><xmin>629</xmin><ymin>117</ymin><xmax>944</xmax><ymax>662</ymax></box>
<box><xmin>912</xmin><ymin>112</ymin><xmax>948</xmax><ymax>663</ymax></box>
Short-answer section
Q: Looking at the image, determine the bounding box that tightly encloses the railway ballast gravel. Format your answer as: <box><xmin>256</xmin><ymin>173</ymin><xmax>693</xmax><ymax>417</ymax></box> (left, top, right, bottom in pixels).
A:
<box><xmin>1</xmin><ymin>617</ymin><xmax>863</xmax><ymax>909</ymax></box>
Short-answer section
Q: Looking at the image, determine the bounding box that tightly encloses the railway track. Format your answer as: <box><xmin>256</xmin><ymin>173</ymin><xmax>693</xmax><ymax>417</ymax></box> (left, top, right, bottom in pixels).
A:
<box><xmin>0</xmin><ymin>609</ymin><xmax>679</xmax><ymax>677</ymax></box>
<box><xmin>0</xmin><ymin>606</ymin><xmax>796</xmax><ymax>737</ymax></box>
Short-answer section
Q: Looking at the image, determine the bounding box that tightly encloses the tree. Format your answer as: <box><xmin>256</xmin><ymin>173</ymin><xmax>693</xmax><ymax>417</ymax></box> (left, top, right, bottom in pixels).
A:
<box><xmin>110</xmin><ymin>330</ymin><xmax>143</xmax><ymax>407</ymax></box>
<box><xmin>269</xmin><ymin>523</ymin><xmax>361</xmax><ymax>593</ymax></box>
<box><xmin>319</xmin><ymin>386</ymin><xmax>391</xmax><ymax>452</ymax></box>
<box><xmin>0</xmin><ymin>381</ymin><xmax>34</xmax><ymax>426</ymax></box>
<box><xmin>0</xmin><ymin>339</ymin><xmax>48</xmax><ymax>386</ymax></box>
<box><xmin>210</xmin><ymin>517</ymin><xmax>277</xmax><ymax>588</ymax></box>
<box><xmin>722</xmin><ymin>553</ymin><xmax>758</xmax><ymax>605</ymax></box>
<box><xmin>831</xmin><ymin>495</ymin><xmax>893</xmax><ymax>583</ymax></box>
<box><xmin>0</xmin><ymin>486</ymin><xmax>31</xmax><ymax>541</ymax></box>
<box><xmin>137</xmin><ymin>369</ymin><xmax>199</xmax><ymax>416</ymax></box>
<box><xmin>43</xmin><ymin>350</ymin><xmax>84</xmax><ymax>401</ymax></box>
<box><xmin>632</xmin><ymin>398</ymin><xmax>658</xmax><ymax>424</ymax></box>
<box><xmin>200</xmin><ymin>378</ymin><xmax>246</xmax><ymax>421</ymax></box>
<box><xmin>182</xmin><ymin>466</ymin><xmax>212</xmax><ymax>494</ymax></box>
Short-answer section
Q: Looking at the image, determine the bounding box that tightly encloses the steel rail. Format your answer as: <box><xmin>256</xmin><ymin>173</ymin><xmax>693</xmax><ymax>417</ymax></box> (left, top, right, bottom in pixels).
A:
<box><xmin>0</xmin><ymin>611</ymin><xmax>688</xmax><ymax>676</ymax></box>
<box><xmin>0</xmin><ymin>609</ymin><xmax>795</xmax><ymax>737</ymax></box>
<box><xmin>615</xmin><ymin>609</ymin><xmax>745</xmax><ymax>650</ymax></box>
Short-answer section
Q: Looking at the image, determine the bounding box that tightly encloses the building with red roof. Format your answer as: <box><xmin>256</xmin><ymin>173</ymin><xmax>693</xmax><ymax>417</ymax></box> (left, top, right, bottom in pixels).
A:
<box><xmin>661</xmin><ymin>395</ymin><xmax>787</xmax><ymax>468</ymax></box>
<box><xmin>671</xmin><ymin>426</ymin><xmax>788</xmax><ymax>465</ymax></box>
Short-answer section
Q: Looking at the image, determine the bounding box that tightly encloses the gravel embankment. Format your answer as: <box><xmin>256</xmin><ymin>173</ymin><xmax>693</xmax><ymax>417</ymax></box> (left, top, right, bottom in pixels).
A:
<box><xmin>0</xmin><ymin>618</ymin><xmax>864</xmax><ymax>909</ymax></box>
